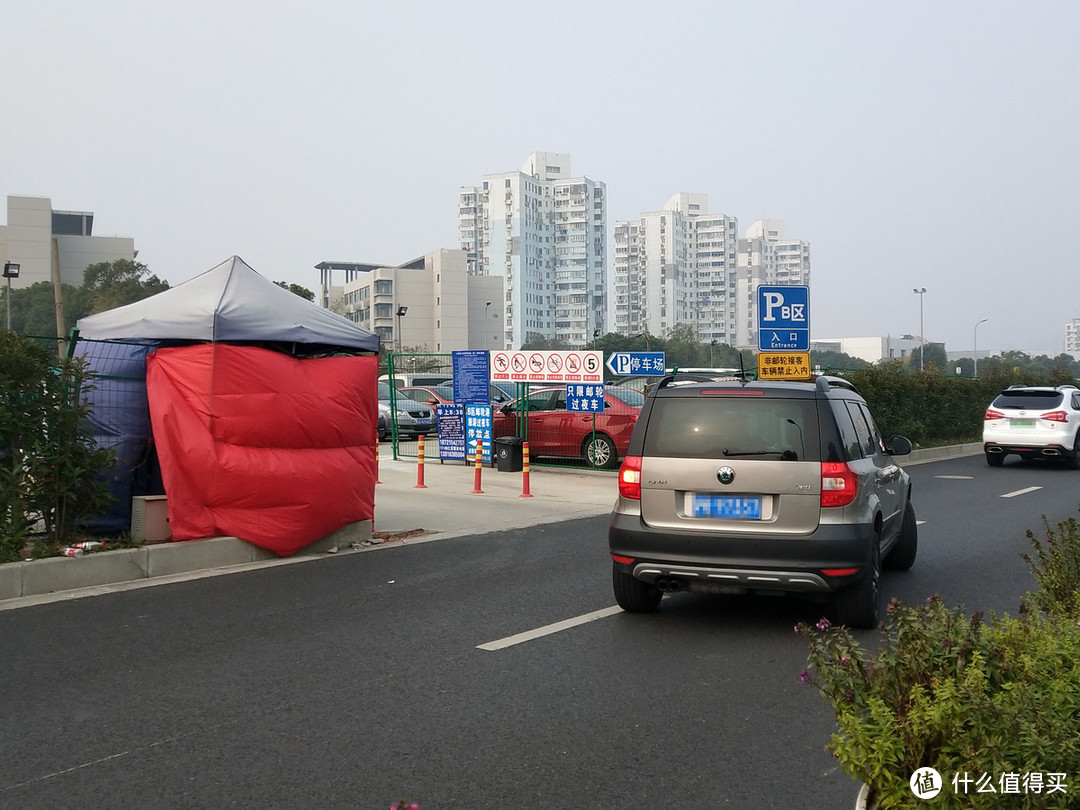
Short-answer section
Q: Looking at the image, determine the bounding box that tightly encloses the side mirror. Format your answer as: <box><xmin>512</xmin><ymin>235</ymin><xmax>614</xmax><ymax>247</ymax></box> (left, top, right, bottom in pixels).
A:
<box><xmin>888</xmin><ymin>436</ymin><xmax>912</xmax><ymax>456</ymax></box>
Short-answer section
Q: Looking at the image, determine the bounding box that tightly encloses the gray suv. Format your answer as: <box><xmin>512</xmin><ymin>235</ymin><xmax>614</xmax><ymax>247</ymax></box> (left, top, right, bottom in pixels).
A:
<box><xmin>608</xmin><ymin>375</ymin><xmax>916</xmax><ymax>628</ymax></box>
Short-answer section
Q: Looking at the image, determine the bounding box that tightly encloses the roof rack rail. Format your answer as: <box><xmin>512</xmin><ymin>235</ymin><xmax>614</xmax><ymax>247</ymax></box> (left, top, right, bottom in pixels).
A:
<box><xmin>816</xmin><ymin>375</ymin><xmax>860</xmax><ymax>394</ymax></box>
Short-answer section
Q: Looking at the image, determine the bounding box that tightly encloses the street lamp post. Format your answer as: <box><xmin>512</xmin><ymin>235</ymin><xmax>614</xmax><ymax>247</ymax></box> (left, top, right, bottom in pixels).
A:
<box><xmin>913</xmin><ymin>287</ymin><xmax>927</xmax><ymax>371</ymax></box>
<box><xmin>395</xmin><ymin>305</ymin><xmax>408</xmax><ymax>354</ymax></box>
<box><xmin>974</xmin><ymin>318</ymin><xmax>988</xmax><ymax>378</ymax></box>
<box><xmin>3</xmin><ymin>262</ymin><xmax>20</xmax><ymax>331</ymax></box>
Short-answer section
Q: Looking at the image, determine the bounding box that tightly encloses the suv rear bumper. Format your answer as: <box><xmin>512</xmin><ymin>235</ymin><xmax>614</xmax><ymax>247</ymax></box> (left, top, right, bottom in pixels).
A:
<box><xmin>608</xmin><ymin>511</ymin><xmax>873</xmax><ymax>594</ymax></box>
<box><xmin>984</xmin><ymin>442</ymin><xmax>1070</xmax><ymax>458</ymax></box>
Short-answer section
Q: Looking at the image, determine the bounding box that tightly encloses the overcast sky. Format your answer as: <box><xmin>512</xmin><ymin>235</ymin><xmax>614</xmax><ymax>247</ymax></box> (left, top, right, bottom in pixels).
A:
<box><xmin>5</xmin><ymin>1</ymin><xmax>1078</xmax><ymax>356</ymax></box>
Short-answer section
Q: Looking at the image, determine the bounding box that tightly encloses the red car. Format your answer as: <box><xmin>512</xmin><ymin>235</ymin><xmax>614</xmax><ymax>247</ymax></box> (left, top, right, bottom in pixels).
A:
<box><xmin>493</xmin><ymin>386</ymin><xmax>643</xmax><ymax>469</ymax></box>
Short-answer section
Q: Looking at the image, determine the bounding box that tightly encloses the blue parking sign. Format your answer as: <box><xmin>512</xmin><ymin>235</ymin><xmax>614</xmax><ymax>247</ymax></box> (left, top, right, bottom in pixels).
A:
<box><xmin>757</xmin><ymin>285</ymin><xmax>809</xmax><ymax>352</ymax></box>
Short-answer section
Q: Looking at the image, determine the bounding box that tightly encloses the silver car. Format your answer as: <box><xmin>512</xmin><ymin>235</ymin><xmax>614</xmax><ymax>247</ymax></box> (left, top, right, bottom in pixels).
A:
<box><xmin>608</xmin><ymin>375</ymin><xmax>916</xmax><ymax>629</ymax></box>
<box><xmin>377</xmin><ymin>382</ymin><xmax>434</xmax><ymax>440</ymax></box>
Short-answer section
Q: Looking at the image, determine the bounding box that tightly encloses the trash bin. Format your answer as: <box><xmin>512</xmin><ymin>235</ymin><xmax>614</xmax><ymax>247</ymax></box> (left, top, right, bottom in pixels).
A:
<box><xmin>494</xmin><ymin>437</ymin><xmax>524</xmax><ymax>472</ymax></box>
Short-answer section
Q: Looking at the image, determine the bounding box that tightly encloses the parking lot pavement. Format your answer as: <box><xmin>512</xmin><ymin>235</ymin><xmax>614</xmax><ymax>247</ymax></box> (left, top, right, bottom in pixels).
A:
<box><xmin>371</xmin><ymin>455</ymin><xmax>618</xmax><ymax>542</ymax></box>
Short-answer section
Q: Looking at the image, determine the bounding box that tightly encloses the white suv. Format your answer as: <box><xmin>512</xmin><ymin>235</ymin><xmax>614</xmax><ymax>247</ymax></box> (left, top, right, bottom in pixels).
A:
<box><xmin>983</xmin><ymin>384</ymin><xmax>1080</xmax><ymax>468</ymax></box>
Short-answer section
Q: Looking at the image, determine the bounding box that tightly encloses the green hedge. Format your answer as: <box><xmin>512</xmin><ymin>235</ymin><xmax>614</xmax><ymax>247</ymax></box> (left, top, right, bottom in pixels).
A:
<box><xmin>843</xmin><ymin>361</ymin><xmax>1075</xmax><ymax>448</ymax></box>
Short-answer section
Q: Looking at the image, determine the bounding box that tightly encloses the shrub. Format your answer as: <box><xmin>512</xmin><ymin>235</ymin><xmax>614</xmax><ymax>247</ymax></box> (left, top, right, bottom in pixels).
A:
<box><xmin>1021</xmin><ymin>511</ymin><xmax>1080</xmax><ymax>618</ymax></box>
<box><xmin>800</xmin><ymin>507</ymin><xmax>1080</xmax><ymax>808</ymax></box>
<box><xmin>0</xmin><ymin>332</ymin><xmax>116</xmax><ymax>560</ymax></box>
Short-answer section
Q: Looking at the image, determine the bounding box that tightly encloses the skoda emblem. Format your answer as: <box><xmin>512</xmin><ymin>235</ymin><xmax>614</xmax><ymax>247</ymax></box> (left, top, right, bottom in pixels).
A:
<box><xmin>717</xmin><ymin>466</ymin><xmax>735</xmax><ymax>485</ymax></box>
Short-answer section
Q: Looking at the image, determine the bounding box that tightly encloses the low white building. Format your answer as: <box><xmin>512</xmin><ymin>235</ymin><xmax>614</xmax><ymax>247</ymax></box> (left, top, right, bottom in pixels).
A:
<box><xmin>321</xmin><ymin>249</ymin><xmax>502</xmax><ymax>353</ymax></box>
<box><xmin>0</xmin><ymin>195</ymin><xmax>135</xmax><ymax>288</ymax></box>
<box><xmin>811</xmin><ymin>335</ymin><xmax>923</xmax><ymax>364</ymax></box>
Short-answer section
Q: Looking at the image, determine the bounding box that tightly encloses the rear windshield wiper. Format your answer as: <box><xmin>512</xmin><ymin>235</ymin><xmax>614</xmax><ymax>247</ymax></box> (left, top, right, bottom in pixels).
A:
<box><xmin>722</xmin><ymin>449</ymin><xmax>800</xmax><ymax>460</ymax></box>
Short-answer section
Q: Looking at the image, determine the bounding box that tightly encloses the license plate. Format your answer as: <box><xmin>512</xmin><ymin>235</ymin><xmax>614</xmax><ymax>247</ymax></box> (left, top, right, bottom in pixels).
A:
<box><xmin>1011</xmin><ymin>419</ymin><xmax>1034</xmax><ymax>428</ymax></box>
<box><xmin>416</xmin><ymin>418</ymin><xmax>431</xmax><ymax>426</ymax></box>
<box><xmin>690</xmin><ymin>493</ymin><xmax>762</xmax><ymax>519</ymax></box>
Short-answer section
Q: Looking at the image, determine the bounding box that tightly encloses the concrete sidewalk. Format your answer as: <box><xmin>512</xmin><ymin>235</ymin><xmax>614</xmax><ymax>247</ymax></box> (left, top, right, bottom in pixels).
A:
<box><xmin>0</xmin><ymin>459</ymin><xmax>619</xmax><ymax>609</ymax></box>
<box><xmin>370</xmin><ymin>456</ymin><xmax>618</xmax><ymax>541</ymax></box>
<box><xmin>0</xmin><ymin>443</ymin><xmax>983</xmax><ymax>609</ymax></box>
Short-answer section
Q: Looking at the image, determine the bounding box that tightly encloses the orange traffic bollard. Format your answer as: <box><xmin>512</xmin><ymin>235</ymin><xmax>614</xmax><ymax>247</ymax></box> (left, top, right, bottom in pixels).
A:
<box><xmin>520</xmin><ymin>440</ymin><xmax>534</xmax><ymax>498</ymax></box>
<box><xmin>471</xmin><ymin>439</ymin><xmax>485</xmax><ymax>494</ymax></box>
<box><xmin>415</xmin><ymin>434</ymin><xmax>427</xmax><ymax>488</ymax></box>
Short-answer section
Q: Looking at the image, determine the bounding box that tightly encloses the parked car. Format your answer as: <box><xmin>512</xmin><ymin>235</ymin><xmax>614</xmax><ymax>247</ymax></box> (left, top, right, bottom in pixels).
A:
<box><xmin>434</xmin><ymin>380</ymin><xmax>518</xmax><ymax>406</ymax></box>
<box><xmin>377</xmin><ymin>382</ymin><xmax>435</xmax><ymax>440</ymax></box>
<box><xmin>399</xmin><ymin>385</ymin><xmax>455</xmax><ymax>407</ymax></box>
<box><xmin>492</xmin><ymin>385</ymin><xmax>642</xmax><ymax>469</ymax></box>
<box><xmin>983</xmin><ymin>384</ymin><xmax>1080</xmax><ymax>467</ymax></box>
<box><xmin>607</xmin><ymin>375</ymin><xmax>916</xmax><ymax>628</ymax></box>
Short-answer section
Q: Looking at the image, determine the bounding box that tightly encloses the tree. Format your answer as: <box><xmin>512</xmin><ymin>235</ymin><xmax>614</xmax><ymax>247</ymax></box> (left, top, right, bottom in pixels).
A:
<box><xmin>274</xmin><ymin>281</ymin><xmax>315</xmax><ymax>301</ymax></box>
<box><xmin>520</xmin><ymin>334</ymin><xmax>571</xmax><ymax>350</ymax></box>
<box><xmin>5</xmin><ymin>259</ymin><xmax>169</xmax><ymax>338</ymax></box>
<box><xmin>82</xmin><ymin>259</ymin><xmax>169</xmax><ymax>315</ymax></box>
<box><xmin>5</xmin><ymin>281</ymin><xmax>81</xmax><ymax>337</ymax></box>
<box><xmin>810</xmin><ymin>349</ymin><xmax>870</xmax><ymax>373</ymax></box>
<box><xmin>910</xmin><ymin>342</ymin><xmax>948</xmax><ymax>372</ymax></box>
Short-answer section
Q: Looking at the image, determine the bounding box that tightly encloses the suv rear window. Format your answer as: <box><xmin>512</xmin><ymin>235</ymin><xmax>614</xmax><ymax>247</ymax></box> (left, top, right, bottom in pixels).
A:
<box><xmin>992</xmin><ymin>390</ymin><xmax>1064</xmax><ymax>410</ymax></box>
<box><xmin>641</xmin><ymin>396</ymin><xmax>820</xmax><ymax>461</ymax></box>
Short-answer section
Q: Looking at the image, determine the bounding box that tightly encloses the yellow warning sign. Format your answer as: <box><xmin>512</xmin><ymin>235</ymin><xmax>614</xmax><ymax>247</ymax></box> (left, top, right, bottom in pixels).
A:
<box><xmin>757</xmin><ymin>351</ymin><xmax>812</xmax><ymax>381</ymax></box>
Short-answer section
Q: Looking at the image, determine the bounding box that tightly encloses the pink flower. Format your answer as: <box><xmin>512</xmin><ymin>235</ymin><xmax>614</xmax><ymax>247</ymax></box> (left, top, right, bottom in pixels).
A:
<box><xmin>798</xmin><ymin>669</ymin><xmax>811</xmax><ymax>684</ymax></box>
<box><xmin>815</xmin><ymin>617</ymin><xmax>831</xmax><ymax>632</ymax></box>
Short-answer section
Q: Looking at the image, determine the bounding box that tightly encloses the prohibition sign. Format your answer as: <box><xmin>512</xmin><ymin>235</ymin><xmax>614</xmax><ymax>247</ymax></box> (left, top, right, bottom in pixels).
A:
<box><xmin>493</xmin><ymin>352</ymin><xmax>510</xmax><ymax>373</ymax></box>
<box><xmin>529</xmin><ymin>353</ymin><xmax>545</xmax><ymax>373</ymax></box>
<box><xmin>547</xmin><ymin>353</ymin><xmax>563</xmax><ymax>374</ymax></box>
<box><xmin>565</xmin><ymin>353</ymin><xmax>581</xmax><ymax>373</ymax></box>
<box><xmin>511</xmin><ymin>353</ymin><xmax>527</xmax><ymax>373</ymax></box>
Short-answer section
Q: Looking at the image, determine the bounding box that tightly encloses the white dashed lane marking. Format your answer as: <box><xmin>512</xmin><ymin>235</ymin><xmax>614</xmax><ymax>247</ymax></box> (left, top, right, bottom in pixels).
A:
<box><xmin>1001</xmin><ymin>486</ymin><xmax>1043</xmax><ymax>499</ymax></box>
<box><xmin>477</xmin><ymin>606</ymin><xmax>622</xmax><ymax>651</ymax></box>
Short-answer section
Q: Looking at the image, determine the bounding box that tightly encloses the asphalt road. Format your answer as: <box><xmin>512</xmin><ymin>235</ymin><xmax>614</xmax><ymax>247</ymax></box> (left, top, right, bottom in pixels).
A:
<box><xmin>2</xmin><ymin>453</ymin><xmax>1077</xmax><ymax>809</ymax></box>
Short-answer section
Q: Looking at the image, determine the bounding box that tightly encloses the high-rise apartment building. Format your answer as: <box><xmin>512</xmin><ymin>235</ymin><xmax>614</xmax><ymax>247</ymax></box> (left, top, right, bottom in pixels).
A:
<box><xmin>735</xmin><ymin>220</ymin><xmax>812</xmax><ymax>349</ymax></box>
<box><xmin>612</xmin><ymin>193</ymin><xmax>735</xmax><ymax>342</ymax></box>
<box><xmin>1066</xmin><ymin>318</ymin><xmax>1080</xmax><ymax>354</ymax></box>
<box><xmin>613</xmin><ymin>198</ymin><xmax>809</xmax><ymax>350</ymax></box>
<box><xmin>459</xmin><ymin>153</ymin><xmax>607</xmax><ymax>349</ymax></box>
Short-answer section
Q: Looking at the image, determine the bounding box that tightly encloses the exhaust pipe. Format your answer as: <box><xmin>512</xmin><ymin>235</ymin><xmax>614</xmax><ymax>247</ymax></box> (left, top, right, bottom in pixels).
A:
<box><xmin>656</xmin><ymin>578</ymin><xmax>681</xmax><ymax>593</ymax></box>
<box><xmin>1043</xmin><ymin>448</ymin><xmax>1062</xmax><ymax>457</ymax></box>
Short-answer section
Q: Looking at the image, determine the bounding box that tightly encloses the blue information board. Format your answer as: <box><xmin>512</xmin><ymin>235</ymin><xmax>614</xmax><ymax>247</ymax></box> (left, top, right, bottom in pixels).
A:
<box><xmin>757</xmin><ymin>285</ymin><xmax>810</xmax><ymax>352</ymax></box>
<box><xmin>452</xmin><ymin>350</ymin><xmax>491</xmax><ymax>405</ymax></box>
<box><xmin>464</xmin><ymin>403</ymin><xmax>493</xmax><ymax>464</ymax></box>
<box><xmin>435</xmin><ymin>404</ymin><xmax>465</xmax><ymax>461</ymax></box>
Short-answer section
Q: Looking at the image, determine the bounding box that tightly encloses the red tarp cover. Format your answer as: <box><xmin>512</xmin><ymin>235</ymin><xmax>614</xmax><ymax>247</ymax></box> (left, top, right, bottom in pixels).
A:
<box><xmin>146</xmin><ymin>344</ymin><xmax>377</xmax><ymax>556</ymax></box>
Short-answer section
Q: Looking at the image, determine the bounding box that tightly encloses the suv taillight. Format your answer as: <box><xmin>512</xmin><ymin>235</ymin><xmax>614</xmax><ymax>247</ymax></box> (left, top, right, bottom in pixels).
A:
<box><xmin>821</xmin><ymin>462</ymin><xmax>858</xmax><ymax>508</ymax></box>
<box><xmin>1043</xmin><ymin>411</ymin><xmax>1069</xmax><ymax>423</ymax></box>
<box><xmin>985</xmin><ymin>408</ymin><xmax>1005</xmax><ymax>420</ymax></box>
<box><xmin>618</xmin><ymin>455</ymin><xmax>642</xmax><ymax>500</ymax></box>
